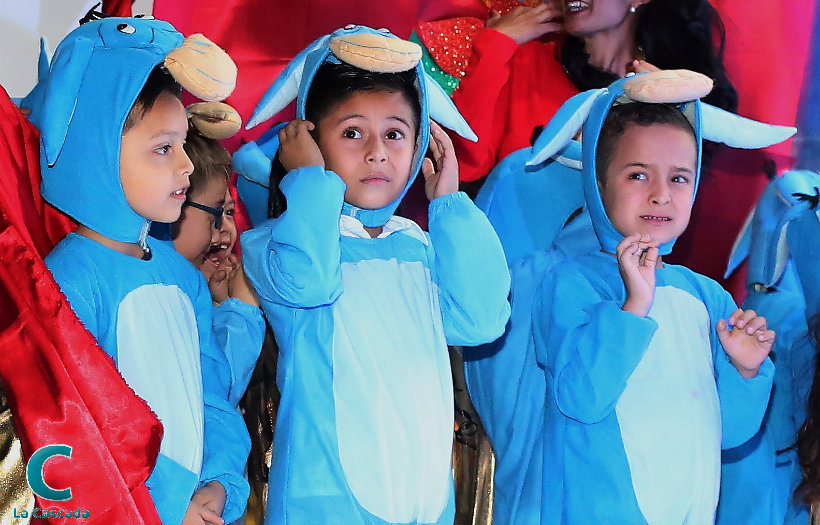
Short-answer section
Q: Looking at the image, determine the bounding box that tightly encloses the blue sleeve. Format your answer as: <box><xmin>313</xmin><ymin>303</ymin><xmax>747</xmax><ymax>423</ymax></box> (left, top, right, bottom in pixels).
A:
<box><xmin>533</xmin><ymin>265</ymin><xmax>658</xmax><ymax>424</ymax></box>
<box><xmin>427</xmin><ymin>191</ymin><xmax>511</xmax><ymax>346</ymax></box>
<box><xmin>213</xmin><ymin>298</ymin><xmax>266</xmax><ymax>407</ymax></box>
<box><xmin>709</xmin><ymin>288</ymin><xmax>775</xmax><ymax>449</ymax></box>
<box><xmin>240</xmin><ymin>165</ymin><xmax>345</xmax><ymax>309</ymax></box>
<box><xmin>195</xmin><ymin>278</ymin><xmax>251</xmax><ymax>523</ymax></box>
<box><xmin>145</xmin><ymin>454</ymin><xmax>199</xmax><ymax>525</ymax></box>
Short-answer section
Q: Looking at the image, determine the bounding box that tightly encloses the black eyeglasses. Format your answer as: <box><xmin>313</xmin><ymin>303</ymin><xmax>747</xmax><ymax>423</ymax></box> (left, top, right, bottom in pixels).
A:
<box><xmin>184</xmin><ymin>200</ymin><xmax>224</xmax><ymax>230</ymax></box>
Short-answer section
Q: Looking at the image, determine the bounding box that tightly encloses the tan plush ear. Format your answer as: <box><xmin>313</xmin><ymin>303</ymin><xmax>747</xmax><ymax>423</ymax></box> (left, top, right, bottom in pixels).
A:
<box><xmin>164</xmin><ymin>33</ymin><xmax>237</xmax><ymax>101</ymax></box>
<box><xmin>623</xmin><ymin>69</ymin><xmax>713</xmax><ymax>103</ymax></box>
<box><xmin>187</xmin><ymin>101</ymin><xmax>242</xmax><ymax>139</ymax></box>
<box><xmin>329</xmin><ymin>32</ymin><xmax>421</xmax><ymax>73</ymax></box>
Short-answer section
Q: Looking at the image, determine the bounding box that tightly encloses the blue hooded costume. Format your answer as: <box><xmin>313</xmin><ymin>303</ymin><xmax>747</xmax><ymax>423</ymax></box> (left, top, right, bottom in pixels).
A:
<box><xmin>38</xmin><ymin>18</ymin><xmax>250</xmax><ymax>525</ymax></box>
<box><xmin>237</xmin><ymin>25</ymin><xmax>511</xmax><ymax>525</ymax></box>
<box><xmin>463</xmin><ymin>71</ymin><xmax>795</xmax><ymax>525</ymax></box>
<box><xmin>530</xmin><ymin>72</ymin><xmax>778</xmax><ymax>525</ymax></box>
<box><xmin>719</xmin><ymin>169</ymin><xmax>820</xmax><ymax>525</ymax></box>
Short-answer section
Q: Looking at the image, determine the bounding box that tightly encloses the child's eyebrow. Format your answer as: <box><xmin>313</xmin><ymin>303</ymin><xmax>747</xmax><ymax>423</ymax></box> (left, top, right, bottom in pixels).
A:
<box><xmin>336</xmin><ymin>114</ymin><xmax>412</xmax><ymax>128</ymax></box>
<box><xmin>150</xmin><ymin>129</ymin><xmax>187</xmax><ymax>140</ymax></box>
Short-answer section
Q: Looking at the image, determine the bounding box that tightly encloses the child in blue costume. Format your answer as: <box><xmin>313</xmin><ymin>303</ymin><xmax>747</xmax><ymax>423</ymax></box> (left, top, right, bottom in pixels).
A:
<box><xmin>532</xmin><ymin>71</ymin><xmax>777</xmax><ymax>525</ymax></box>
<box><xmin>463</xmin><ymin>73</ymin><xmax>795</xmax><ymax>525</ymax></box>
<box><xmin>38</xmin><ymin>17</ymin><xmax>250</xmax><ymax>525</ymax></box>
<box><xmin>239</xmin><ymin>26</ymin><xmax>511</xmax><ymax>525</ymax></box>
<box><xmin>173</xmin><ymin>125</ymin><xmax>266</xmax><ymax>407</ymax></box>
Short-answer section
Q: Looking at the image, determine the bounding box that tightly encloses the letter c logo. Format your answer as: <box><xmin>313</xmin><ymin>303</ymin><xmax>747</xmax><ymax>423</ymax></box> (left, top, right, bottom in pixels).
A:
<box><xmin>26</xmin><ymin>445</ymin><xmax>72</xmax><ymax>501</ymax></box>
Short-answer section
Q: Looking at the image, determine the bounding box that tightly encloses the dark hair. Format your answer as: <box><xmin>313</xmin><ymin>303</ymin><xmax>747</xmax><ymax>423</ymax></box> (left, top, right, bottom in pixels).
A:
<box><xmin>561</xmin><ymin>0</ymin><xmax>738</xmax><ymax>113</ymax></box>
<box><xmin>266</xmin><ymin>61</ymin><xmax>422</xmax><ymax>219</ymax></box>
<box><xmin>123</xmin><ymin>66</ymin><xmax>182</xmax><ymax>133</ymax></box>
<box><xmin>796</xmin><ymin>315</ymin><xmax>820</xmax><ymax>505</ymax></box>
<box><xmin>596</xmin><ymin>102</ymin><xmax>697</xmax><ymax>182</ymax></box>
<box><xmin>183</xmin><ymin>125</ymin><xmax>233</xmax><ymax>198</ymax></box>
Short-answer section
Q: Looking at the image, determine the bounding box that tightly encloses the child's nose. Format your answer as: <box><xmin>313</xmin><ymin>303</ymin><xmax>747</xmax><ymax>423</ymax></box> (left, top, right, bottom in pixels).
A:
<box><xmin>650</xmin><ymin>181</ymin><xmax>672</xmax><ymax>205</ymax></box>
<box><xmin>179</xmin><ymin>149</ymin><xmax>195</xmax><ymax>178</ymax></box>
<box><xmin>365</xmin><ymin>138</ymin><xmax>388</xmax><ymax>163</ymax></box>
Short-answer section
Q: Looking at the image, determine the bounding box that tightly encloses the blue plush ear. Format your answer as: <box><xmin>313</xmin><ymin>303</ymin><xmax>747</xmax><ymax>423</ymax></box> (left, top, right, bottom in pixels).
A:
<box><xmin>527</xmin><ymin>88</ymin><xmax>607</xmax><ymax>166</ymax></box>
<box><xmin>245</xmin><ymin>35</ymin><xmax>330</xmax><ymax>129</ymax></box>
<box><xmin>700</xmin><ymin>104</ymin><xmax>797</xmax><ymax>149</ymax></box>
<box><xmin>424</xmin><ymin>74</ymin><xmax>477</xmax><ymax>141</ymax></box>
<box><xmin>725</xmin><ymin>170</ymin><xmax>820</xmax><ymax>287</ymax></box>
<box><xmin>39</xmin><ymin>36</ymin><xmax>96</xmax><ymax>167</ymax></box>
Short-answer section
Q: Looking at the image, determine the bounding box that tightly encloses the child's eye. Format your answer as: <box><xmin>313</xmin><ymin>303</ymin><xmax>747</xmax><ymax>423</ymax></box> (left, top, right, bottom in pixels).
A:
<box><xmin>155</xmin><ymin>145</ymin><xmax>172</xmax><ymax>155</ymax></box>
<box><xmin>225</xmin><ymin>207</ymin><xmax>235</xmax><ymax>217</ymax></box>
<box><xmin>386</xmin><ymin>129</ymin><xmax>405</xmax><ymax>140</ymax></box>
<box><xmin>343</xmin><ymin>128</ymin><xmax>362</xmax><ymax>139</ymax></box>
<box><xmin>628</xmin><ymin>172</ymin><xmax>647</xmax><ymax>180</ymax></box>
<box><xmin>671</xmin><ymin>174</ymin><xmax>691</xmax><ymax>184</ymax></box>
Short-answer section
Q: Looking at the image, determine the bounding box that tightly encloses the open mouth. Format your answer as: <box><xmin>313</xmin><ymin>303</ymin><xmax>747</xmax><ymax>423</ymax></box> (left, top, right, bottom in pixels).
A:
<box><xmin>171</xmin><ymin>187</ymin><xmax>188</xmax><ymax>199</ymax></box>
<box><xmin>205</xmin><ymin>242</ymin><xmax>230</xmax><ymax>267</ymax></box>
<box><xmin>566</xmin><ymin>0</ymin><xmax>590</xmax><ymax>14</ymax></box>
<box><xmin>641</xmin><ymin>215</ymin><xmax>671</xmax><ymax>222</ymax></box>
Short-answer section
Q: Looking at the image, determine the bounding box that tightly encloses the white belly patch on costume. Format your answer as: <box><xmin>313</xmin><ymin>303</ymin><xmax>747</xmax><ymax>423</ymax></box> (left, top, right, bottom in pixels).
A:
<box><xmin>333</xmin><ymin>258</ymin><xmax>453</xmax><ymax>523</ymax></box>
<box><xmin>615</xmin><ymin>286</ymin><xmax>721</xmax><ymax>525</ymax></box>
<box><xmin>117</xmin><ymin>284</ymin><xmax>204</xmax><ymax>476</ymax></box>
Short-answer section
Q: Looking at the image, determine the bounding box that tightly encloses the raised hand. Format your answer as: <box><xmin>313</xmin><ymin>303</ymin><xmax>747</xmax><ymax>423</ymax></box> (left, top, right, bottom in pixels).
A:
<box><xmin>278</xmin><ymin>119</ymin><xmax>324</xmax><ymax>172</ymax></box>
<box><xmin>422</xmin><ymin>121</ymin><xmax>459</xmax><ymax>201</ymax></box>
<box><xmin>616</xmin><ymin>233</ymin><xmax>659</xmax><ymax>317</ymax></box>
<box><xmin>717</xmin><ymin>309</ymin><xmax>775</xmax><ymax>378</ymax></box>
<box><xmin>486</xmin><ymin>3</ymin><xmax>563</xmax><ymax>45</ymax></box>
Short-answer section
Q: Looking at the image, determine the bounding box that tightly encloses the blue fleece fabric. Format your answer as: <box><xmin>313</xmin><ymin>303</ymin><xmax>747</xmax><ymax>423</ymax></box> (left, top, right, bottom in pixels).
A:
<box><xmin>240</xmin><ymin>166</ymin><xmax>510</xmax><ymax>525</ymax></box>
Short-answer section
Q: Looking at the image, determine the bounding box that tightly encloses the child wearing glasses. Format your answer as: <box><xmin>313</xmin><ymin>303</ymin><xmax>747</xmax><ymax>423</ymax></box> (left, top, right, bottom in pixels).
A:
<box><xmin>173</xmin><ymin>124</ymin><xmax>265</xmax><ymax>408</ymax></box>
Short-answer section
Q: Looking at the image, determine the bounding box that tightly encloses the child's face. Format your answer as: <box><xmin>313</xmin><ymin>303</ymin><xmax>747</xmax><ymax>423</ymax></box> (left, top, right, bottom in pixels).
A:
<box><xmin>317</xmin><ymin>89</ymin><xmax>417</xmax><ymax>210</ymax></box>
<box><xmin>173</xmin><ymin>176</ymin><xmax>228</xmax><ymax>267</ymax></box>
<box><xmin>600</xmin><ymin>122</ymin><xmax>697</xmax><ymax>246</ymax></box>
<box><xmin>120</xmin><ymin>91</ymin><xmax>194</xmax><ymax>223</ymax></box>
<box><xmin>201</xmin><ymin>188</ymin><xmax>237</xmax><ymax>275</ymax></box>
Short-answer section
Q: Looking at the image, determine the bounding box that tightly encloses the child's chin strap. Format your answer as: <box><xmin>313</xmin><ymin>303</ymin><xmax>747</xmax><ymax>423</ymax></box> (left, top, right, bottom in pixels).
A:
<box><xmin>139</xmin><ymin>221</ymin><xmax>152</xmax><ymax>260</ymax></box>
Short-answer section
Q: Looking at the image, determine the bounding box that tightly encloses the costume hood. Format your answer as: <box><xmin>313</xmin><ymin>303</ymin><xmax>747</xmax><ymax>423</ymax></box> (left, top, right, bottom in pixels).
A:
<box><xmin>244</xmin><ymin>24</ymin><xmax>477</xmax><ymax>228</ymax></box>
<box><xmin>37</xmin><ymin>16</ymin><xmax>237</xmax><ymax>245</ymax></box>
<box><xmin>527</xmin><ymin>70</ymin><xmax>796</xmax><ymax>256</ymax></box>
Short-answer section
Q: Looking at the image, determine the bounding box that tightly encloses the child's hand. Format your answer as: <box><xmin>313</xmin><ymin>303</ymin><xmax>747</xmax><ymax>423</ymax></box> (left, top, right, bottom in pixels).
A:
<box><xmin>185</xmin><ymin>481</ymin><xmax>226</xmax><ymax>525</ymax></box>
<box><xmin>278</xmin><ymin>119</ymin><xmax>324</xmax><ymax>172</ymax></box>
<box><xmin>617</xmin><ymin>233</ymin><xmax>659</xmax><ymax>317</ymax></box>
<box><xmin>206</xmin><ymin>258</ymin><xmax>236</xmax><ymax>304</ymax></box>
<box><xmin>717</xmin><ymin>309</ymin><xmax>775</xmax><ymax>378</ymax></box>
<box><xmin>422</xmin><ymin>121</ymin><xmax>459</xmax><ymax>201</ymax></box>
<box><xmin>181</xmin><ymin>498</ymin><xmax>223</xmax><ymax>525</ymax></box>
<box><xmin>227</xmin><ymin>255</ymin><xmax>260</xmax><ymax>307</ymax></box>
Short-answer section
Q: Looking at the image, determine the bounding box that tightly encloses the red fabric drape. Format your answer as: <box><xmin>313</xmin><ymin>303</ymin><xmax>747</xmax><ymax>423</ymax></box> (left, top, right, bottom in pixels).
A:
<box><xmin>0</xmin><ymin>87</ymin><xmax>162</xmax><ymax>525</ymax></box>
<box><xmin>101</xmin><ymin>0</ymin><xmax>133</xmax><ymax>17</ymax></box>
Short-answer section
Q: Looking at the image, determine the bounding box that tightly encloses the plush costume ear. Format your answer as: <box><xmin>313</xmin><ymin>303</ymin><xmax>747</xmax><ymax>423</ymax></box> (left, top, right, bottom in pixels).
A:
<box><xmin>725</xmin><ymin>170</ymin><xmax>820</xmax><ymax>287</ymax></box>
<box><xmin>527</xmin><ymin>88</ymin><xmax>607</xmax><ymax>166</ymax></box>
<box><xmin>700</xmin><ymin>104</ymin><xmax>796</xmax><ymax>149</ymax></box>
<box><xmin>39</xmin><ymin>36</ymin><xmax>96</xmax><ymax>167</ymax></box>
<box><xmin>329</xmin><ymin>31</ymin><xmax>422</xmax><ymax>72</ymax></box>
<box><xmin>187</xmin><ymin>101</ymin><xmax>242</xmax><ymax>139</ymax></box>
<box><xmin>425</xmin><ymin>74</ymin><xmax>477</xmax><ymax>141</ymax></box>
<box><xmin>164</xmin><ymin>33</ymin><xmax>237</xmax><ymax>101</ymax></box>
<box><xmin>246</xmin><ymin>35</ymin><xmax>331</xmax><ymax>129</ymax></box>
